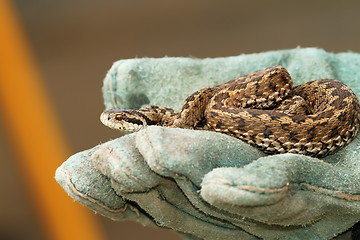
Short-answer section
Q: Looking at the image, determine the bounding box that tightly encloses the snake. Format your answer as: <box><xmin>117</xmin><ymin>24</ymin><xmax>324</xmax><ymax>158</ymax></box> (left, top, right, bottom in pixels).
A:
<box><xmin>100</xmin><ymin>66</ymin><xmax>360</xmax><ymax>158</ymax></box>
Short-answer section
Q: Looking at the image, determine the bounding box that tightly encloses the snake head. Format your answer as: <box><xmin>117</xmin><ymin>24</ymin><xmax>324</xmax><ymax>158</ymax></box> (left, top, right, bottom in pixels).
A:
<box><xmin>100</xmin><ymin>110</ymin><xmax>147</xmax><ymax>132</ymax></box>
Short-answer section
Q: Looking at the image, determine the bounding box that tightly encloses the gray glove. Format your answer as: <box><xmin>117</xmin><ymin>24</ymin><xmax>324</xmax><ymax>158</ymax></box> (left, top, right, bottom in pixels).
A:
<box><xmin>56</xmin><ymin>48</ymin><xmax>360</xmax><ymax>240</ymax></box>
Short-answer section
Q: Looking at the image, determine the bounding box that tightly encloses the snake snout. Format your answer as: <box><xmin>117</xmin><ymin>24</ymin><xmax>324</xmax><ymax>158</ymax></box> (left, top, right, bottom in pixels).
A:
<box><xmin>100</xmin><ymin>111</ymin><xmax>111</xmax><ymax>124</ymax></box>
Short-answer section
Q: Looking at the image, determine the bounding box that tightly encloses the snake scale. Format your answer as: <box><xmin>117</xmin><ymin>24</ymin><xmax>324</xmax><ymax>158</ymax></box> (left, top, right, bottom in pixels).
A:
<box><xmin>101</xmin><ymin>66</ymin><xmax>360</xmax><ymax>158</ymax></box>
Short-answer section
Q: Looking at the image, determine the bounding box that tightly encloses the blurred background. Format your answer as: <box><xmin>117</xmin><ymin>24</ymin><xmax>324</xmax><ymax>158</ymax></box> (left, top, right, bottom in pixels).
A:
<box><xmin>1</xmin><ymin>0</ymin><xmax>360</xmax><ymax>239</ymax></box>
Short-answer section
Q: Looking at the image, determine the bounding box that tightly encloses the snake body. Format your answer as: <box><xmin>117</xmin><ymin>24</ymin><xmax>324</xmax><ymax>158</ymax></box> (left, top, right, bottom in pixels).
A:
<box><xmin>101</xmin><ymin>66</ymin><xmax>360</xmax><ymax>158</ymax></box>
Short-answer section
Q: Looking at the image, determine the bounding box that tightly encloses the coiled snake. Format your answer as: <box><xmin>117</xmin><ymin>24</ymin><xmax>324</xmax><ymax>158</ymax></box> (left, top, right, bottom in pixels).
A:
<box><xmin>101</xmin><ymin>66</ymin><xmax>360</xmax><ymax>158</ymax></box>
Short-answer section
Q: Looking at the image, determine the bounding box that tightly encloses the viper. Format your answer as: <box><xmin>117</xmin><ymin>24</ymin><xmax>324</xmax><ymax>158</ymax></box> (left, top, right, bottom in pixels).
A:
<box><xmin>101</xmin><ymin>66</ymin><xmax>360</xmax><ymax>158</ymax></box>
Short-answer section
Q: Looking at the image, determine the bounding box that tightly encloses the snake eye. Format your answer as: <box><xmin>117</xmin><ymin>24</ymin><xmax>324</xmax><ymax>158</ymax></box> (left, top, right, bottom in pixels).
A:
<box><xmin>115</xmin><ymin>114</ymin><xmax>124</xmax><ymax>121</ymax></box>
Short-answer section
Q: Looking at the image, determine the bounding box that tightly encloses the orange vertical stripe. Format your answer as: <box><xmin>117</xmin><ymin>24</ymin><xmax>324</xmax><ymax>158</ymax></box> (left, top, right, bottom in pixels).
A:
<box><xmin>0</xmin><ymin>1</ymin><xmax>105</xmax><ymax>240</ymax></box>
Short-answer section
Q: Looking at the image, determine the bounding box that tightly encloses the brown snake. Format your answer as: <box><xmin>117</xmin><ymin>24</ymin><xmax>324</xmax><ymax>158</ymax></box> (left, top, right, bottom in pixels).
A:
<box><xmin>101</xmin><ymin>66</ymin><xmax>360</xmax><ymax>158</ymax></box>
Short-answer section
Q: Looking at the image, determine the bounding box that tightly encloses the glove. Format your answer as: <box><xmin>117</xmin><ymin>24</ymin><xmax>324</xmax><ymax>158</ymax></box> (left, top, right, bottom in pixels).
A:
<box><xmin>56</xmin><ymin>48</ymin><xmax>360</xmax><ymax>240</ymax></box>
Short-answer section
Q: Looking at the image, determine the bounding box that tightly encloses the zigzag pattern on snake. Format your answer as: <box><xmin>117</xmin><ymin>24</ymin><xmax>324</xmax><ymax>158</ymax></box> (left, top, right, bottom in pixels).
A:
<box><xmin>101</xmin><ymin>66</ymin><xmax>360</xmax><ymax>158</ymax></box>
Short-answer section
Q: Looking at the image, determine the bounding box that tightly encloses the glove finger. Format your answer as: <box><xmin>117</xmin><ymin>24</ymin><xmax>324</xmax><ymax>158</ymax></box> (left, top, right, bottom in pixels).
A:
<box><xmin>201</xmin><ymin>153</ymin><xmax>360</xmax><ymax>226</ymax></box>
<box><xmin>135</xmin><ymin>126</ymin><xmax>265</xmax><ymax>186</ymax></box>
<box><xmin>55</xmin><ymin>145</ymin><xmax>156</xmax><ymax>225</ymax></box>
<box><xmin>92</xmin><ymin>134</ymin><xmax>162</xmax><ymax>193</ymax></box>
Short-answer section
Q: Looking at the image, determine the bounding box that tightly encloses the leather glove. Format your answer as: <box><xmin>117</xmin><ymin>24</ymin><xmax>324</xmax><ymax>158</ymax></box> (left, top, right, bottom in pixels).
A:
<box><xmin>56</xmin><ymin>48</ymin><xmax>360</xmax><ymax>239</ymax></box>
